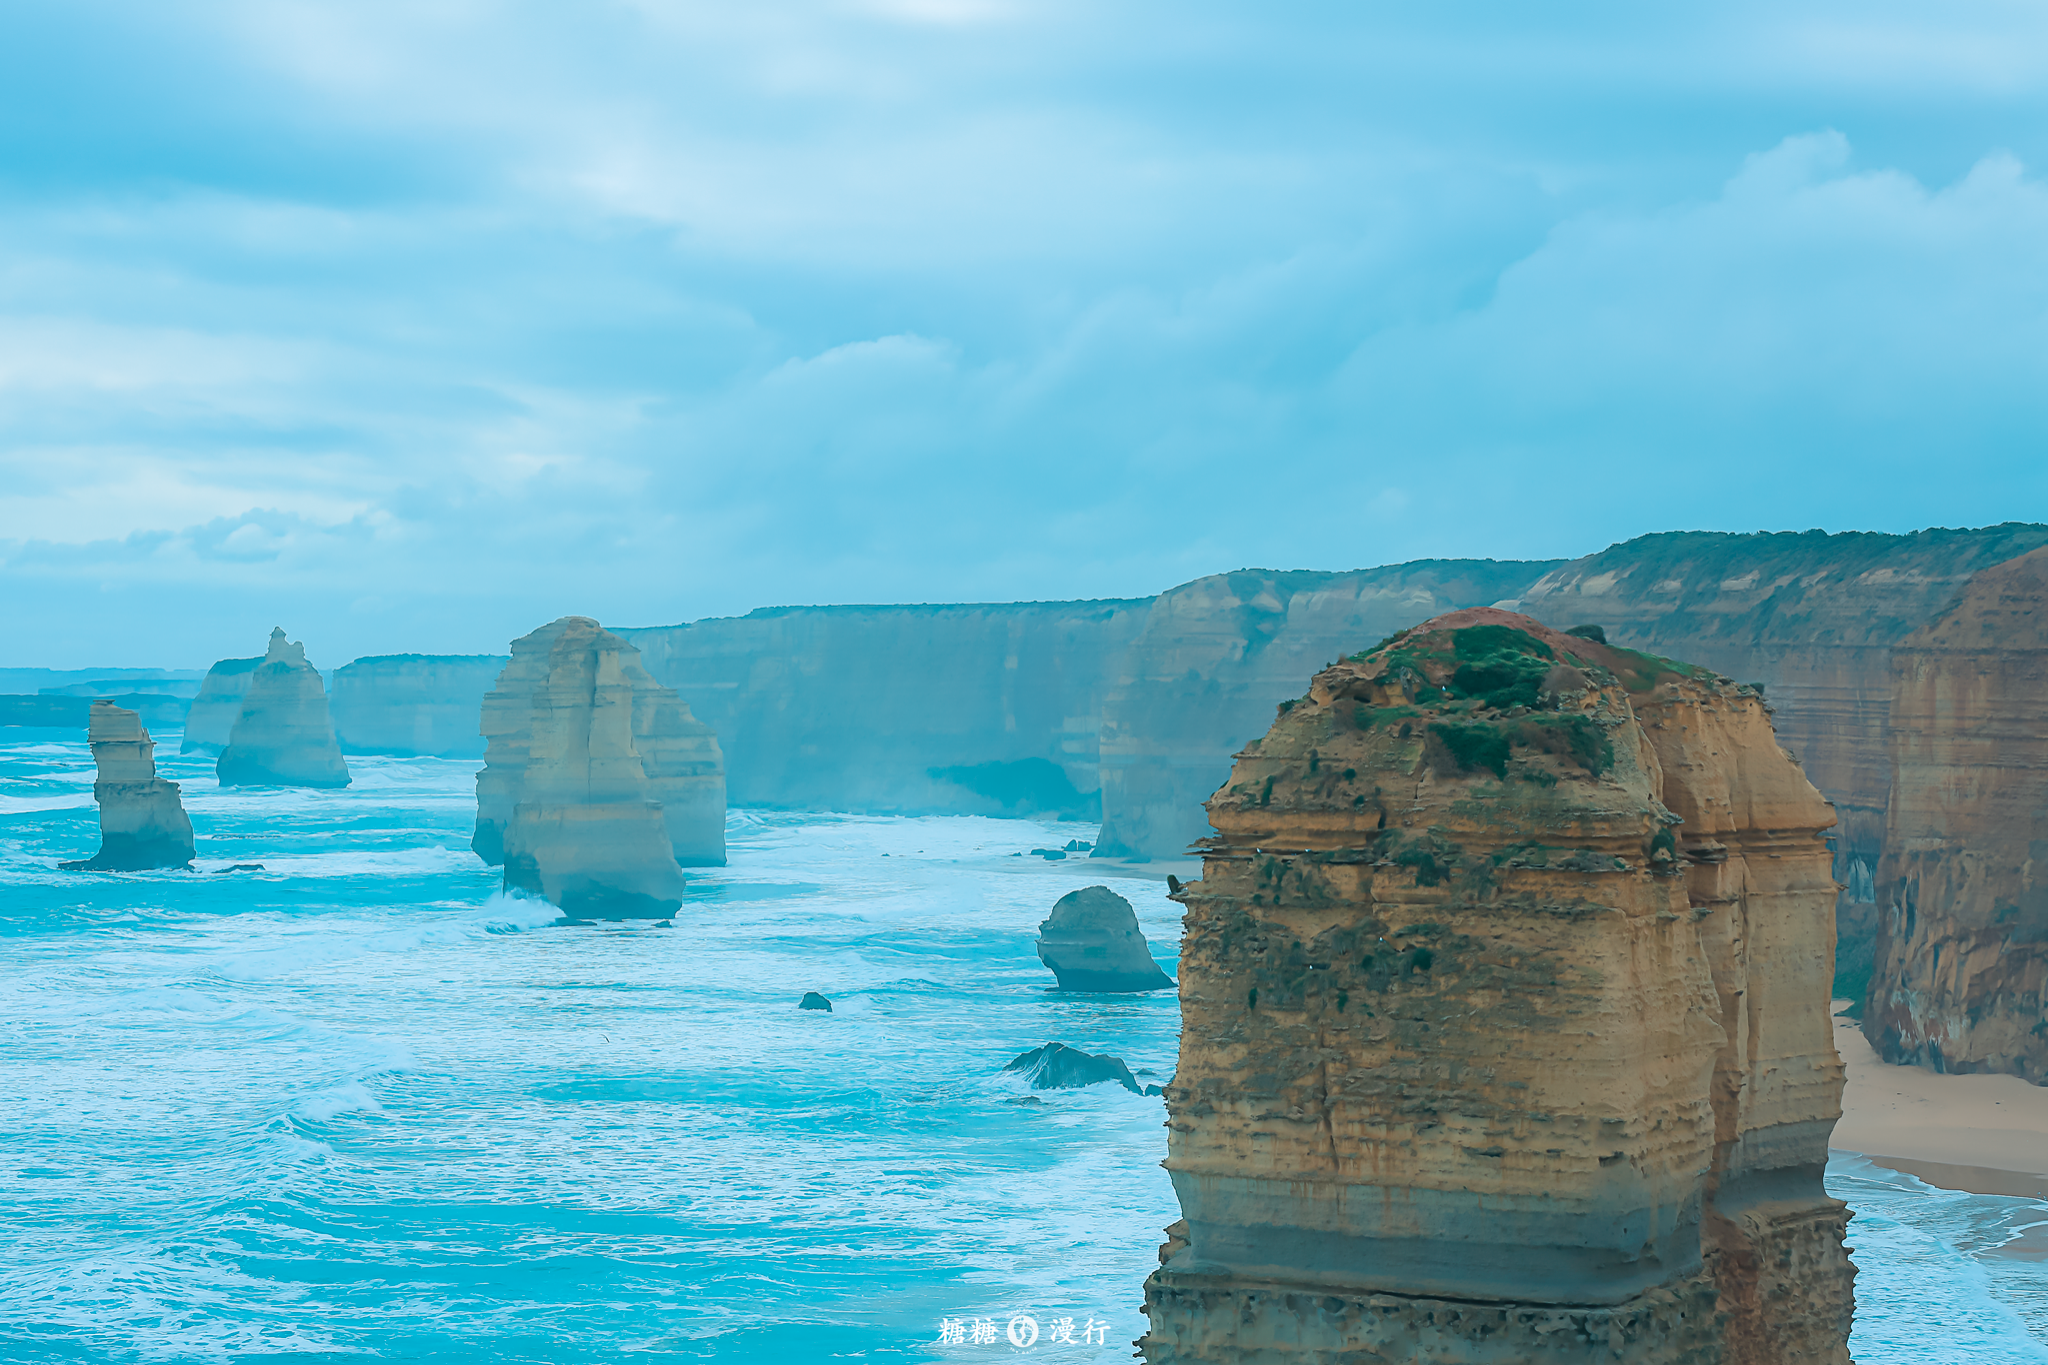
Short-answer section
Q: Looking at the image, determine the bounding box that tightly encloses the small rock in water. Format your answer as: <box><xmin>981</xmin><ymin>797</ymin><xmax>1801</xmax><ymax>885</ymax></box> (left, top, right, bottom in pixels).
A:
<box><xmin>212</xmin><ymin>863</ymin><xmax>267</xmax><ymax>874</ymax></box>
<box><xmin>1005</xmin><ymin>1095</ymin><xmax>1046</xmax><ymax>1106</ymax></box>
<box><xmin>1029</xmin><ymin>847</ymin><xmax>1067</xmax><ymax>860</ymax></box>
<box><xmin>1002</xmin><ymin>1042</ymin><xmax>1144</xmax><ymax>1094</ymax></box>
<box><xmin>1036</xmin><ymin>885</ymin><xmax>1175</xmax><ymax>993</ymax></box>
<box><xmin>1063</xmin><ymin>839</ymin><xmax>1092</xmax><ymax>852</ymax></box>
<box><xmin>799</xmin><ymin>992</ymin><xmax>833</xmax><ymax>1011</ymax></box>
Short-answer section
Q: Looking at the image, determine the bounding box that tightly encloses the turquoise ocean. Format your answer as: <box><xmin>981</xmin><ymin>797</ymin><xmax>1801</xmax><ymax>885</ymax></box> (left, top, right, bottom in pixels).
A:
<box><xmin>3</xmin><ymin>730</ymin><xmax>2045</xmax><ymax>1363</ymax></box>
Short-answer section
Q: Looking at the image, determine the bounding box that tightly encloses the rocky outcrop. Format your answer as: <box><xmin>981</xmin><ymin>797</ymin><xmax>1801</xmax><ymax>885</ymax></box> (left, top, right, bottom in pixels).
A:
<box><xmin>181</xmin><ymin>656</ymin><xmax>261</xmax><ymax>754</ymax></box>
<box><xmin>216</xmin><ymin>631</ymin><xmax>350</xmax><ymax>788</ymax></box>
<box><xmin>1095</xmin><ymin>561</ymin><xmax>1555</xmax><ymax>861</ymax></box>
<box><xmin>619</xmin><ymin>598</ymin><xmax>1152</xmax><ymax>818</ymax></box>
<box><xmin>1864</xmin><ymin>547</ymin><xmax>2048</xmax><ymax>1082</ymax></box>
<box><xmin>475</xmin><ymin>617</ymin><xmax>726</xmax><ymax>869</ymax></box>
<box><xmin>1036</xmin><ymin>885</ymin><xmax>1174</xmax><ymax>992</ymax></box>
<box><xmin>59</xmin><ymin>702</ymin><xmax>195</xmax><ymax>870</ymax></box>
<box><xmin>1004</xmin><ymin>1042</ymin><xmax>1151</xmax><ymax>1094</ymax></box>
<box><xmin>1142</xmin><ymin>609</ymin><xmax>1851</xmax><ymax>1364</ymax></box>
<box><xmin>330</xmin><ymin>654</ymin><xmax>508</xmax><ymax>757</ymax></box>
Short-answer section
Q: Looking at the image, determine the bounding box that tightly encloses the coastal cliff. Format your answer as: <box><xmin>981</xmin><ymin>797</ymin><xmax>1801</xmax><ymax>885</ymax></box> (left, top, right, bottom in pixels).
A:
<box><xmin>217</xmin><ymin>630</ymin><xmax>351</xmax><ymax>789</ymax></box>
<box><xmin>330</xmin><ymin>654</ymin><xmax>508</xmax><ymax>758</ymax></box>
<box><xmin>1865</xmin><ymin>547</ymin><xmax>2048</xmax><ymax>1082</ymax></box>
<box><xmin>1095</xmin><ymin>561</ymin><xmax>1554</xmax><ymax>861</ymax></box>
<box><xmin>60</xmin><ymin>701</ymin><xmax>195</xmax><ymax>871</ymax></box>
<box><xmin>493</xmin><ymin>617</ymin><xmax>688</xmax><ymax>918</ymax></box>
<box><xmin>619</xmin><ymin>599</ymin><xmax>1150</xmax><ymax>818</ymax></box>
<box><xmin>1141</xmin><ymin>609</ymin><xmax>1850</xmax><ymax>1363</ymax></box>
<box><xmin>181</xmin><ymin>656</ymin><xmax>260</xmax><ymax>754</ymax></box>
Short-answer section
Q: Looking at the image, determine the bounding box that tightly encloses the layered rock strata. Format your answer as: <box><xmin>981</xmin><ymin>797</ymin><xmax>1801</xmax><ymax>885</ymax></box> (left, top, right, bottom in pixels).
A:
<box><xmin>476</xmin><ymin>618</ymin><xmax>726</xmax><ymax>868</ymax></box>
<box><xmin>1142</xmin><ymin>609</ymin><xmax>1851</xmax><ymax>1364</ymax></box>
<box><xmin>1865</xmin><ymin>547</ymin><xmax>2048</xmax><ymax>1082</ymax></box>
<box><xmin>1036</xmin><ymin>885</ymin><xmax>1174</xmax><ymax>992</ymax></box>
<box><xmin>330</xmin><ymin>654</ymin><xmax>508</xmax><ymax>757</ymax></box>
<box><xmin>60</xmin><ymin>702</ymin><xmax>195</xmax><ymax>870</ymax></box>
<box><xmin>217</xmin><ymin>630</ymin><xmax>351</xmax><ymax>788</ymax></box>
<box><xmin>181</xmin><ymin>656</ymin><xmax>261</xmax><ymax>754</ymax></box>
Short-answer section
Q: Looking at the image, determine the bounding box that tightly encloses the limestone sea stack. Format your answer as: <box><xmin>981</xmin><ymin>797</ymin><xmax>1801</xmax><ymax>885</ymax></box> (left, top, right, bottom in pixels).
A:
<box><xmin>1866</xmin><ymin>547</ymin><xmax>2048</xmax><ymax>1082</ymax></box>
<box><xmin>60</xmin><ymin>701</ymin><xmax>195</xmax><ymax>871</ymax></box>
<box><xmin>487</xmin><ymin>617</ymin><xmax>688</xmax><ymax>919</ymax></box>
<box><xmin>1036</xmin><ymin>885</ymin><xmax>1174</xmax><ymax>992</ymax></box>
<box><xmin>180</xmin><ymin>656</ymin><xmax>261</xmax><ymax>754</ymax></box>
<box><xmin>475</xmin><ymin>617</ymin><xmax>726</xmax><ymax>869</ymax></box>
<box><xmin>1141</xmin><ymin>609</ymin><xmax>1852</xmax><ymax>1364</ymax></box>
<box><xmin>217</xmin><ymin>630</ymin><xmax>351</xmax><ymax>788</ymax></box>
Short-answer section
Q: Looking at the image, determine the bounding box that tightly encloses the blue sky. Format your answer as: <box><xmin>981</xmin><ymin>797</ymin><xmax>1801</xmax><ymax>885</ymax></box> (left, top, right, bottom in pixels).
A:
<box><xmin>4</xmin><ymin>1</ymin><xmax>2048</xmax><ymax>667</ymax></box>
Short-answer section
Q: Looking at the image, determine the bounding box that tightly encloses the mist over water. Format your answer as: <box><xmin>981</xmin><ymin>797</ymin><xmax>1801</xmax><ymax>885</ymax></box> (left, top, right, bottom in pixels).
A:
<box><xmin>1</xmin><ymin>728</ymin><xmax>2041</xmax><ymax>1363</ymax></box>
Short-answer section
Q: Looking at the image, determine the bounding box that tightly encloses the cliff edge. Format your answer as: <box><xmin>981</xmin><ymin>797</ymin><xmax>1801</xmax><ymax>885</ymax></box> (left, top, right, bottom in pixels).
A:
<box><xmin>60</xmin><ymin>701</ymin><xmax>195</xmax><ymax>871</ymax></box>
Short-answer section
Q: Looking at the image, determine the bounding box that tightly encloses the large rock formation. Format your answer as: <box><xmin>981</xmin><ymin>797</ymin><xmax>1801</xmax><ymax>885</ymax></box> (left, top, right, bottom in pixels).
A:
<box><xmin>59</xmin><ymin>701</ymin><xmax>195</xmax><ymax>871</ymax></box>
<box><xmin>1036</xmin><ymin>885</ymin><xmax>1174</xmax><ymax>992</ymax></box>
<box><xmin>330</xmin><ymin>654</ymin><xmax>509</xmax><ymax>758</ymax></box>
<box><xmin>619</xmin><ymin>598</ymin><xmax>1153</xmax><ymax>819</ymax></box>
<box><xmin>1142</xmin><ymin>609</ymin><xmax>1851</xmax><ymax>1364</ymax></box>
<box><xmin>476</xmin><ymin>618</ymin><xmax>727</xmax><ymax>869</ymax></box>
<box><xmin>181</xmin><ymin>656</ymin><xmax>261</xmax><ymax>753</ymax></box>
<box><xmin>1093</xmin><ymin>561</ymin><xmax>1558</xmax><ymax>861</ymax></box>
<box><xmin>1864</xmin><ymin>547</ymin><xmax>2048</xmax><ymax>1082</ymax></box>
<box><xmin>489</xmin><ymin>617</ymin><xmax>688</xmax><ymax>919</ymax></box>
<box><xmin>216</xmin><ymin>630</ymin><xmax>351</xmax><ymax>788</ymax></box>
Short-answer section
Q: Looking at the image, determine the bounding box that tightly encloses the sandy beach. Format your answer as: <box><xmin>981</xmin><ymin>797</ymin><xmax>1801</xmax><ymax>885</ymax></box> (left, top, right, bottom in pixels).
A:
<box><xmin>1832</xmin><ymin>1009</ymin><xmax>2048</xmax><ymax>1197</ymax></box>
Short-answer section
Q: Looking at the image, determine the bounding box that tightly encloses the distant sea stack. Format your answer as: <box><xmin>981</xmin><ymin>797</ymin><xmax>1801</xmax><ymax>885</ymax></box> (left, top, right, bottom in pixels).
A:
<box><xmin>216</xmin><ymin>629</ymin><xmax>351</xmax><ymax>788</ymax></box>
<box><xmin>1036</xmin><ymin>885</ymin><xmax>1174</xmax><ymax>992</ymax></box>
<box><xmin>181</xmin><ymin>656</ymin><xmax>261</xmax><ymax>754</ymax></box>
<box><xmin>487</xmin><ymin>617</ymin><xmax>688</xmax><ymax>919</ymax></box>
<box><xmin>1141</xmin><ymin>610</ymin><xmax>1851</xmax><ymax>1364</ymax></box>
<box><xmin>59</xmin><ymin>701</ymin><xmax>195</xmax><ymax>871</ymax></box>
<box><xmin>476</xmin><ymin>617</ymin><xmax>726</xmax><ymax>870</ymax></box>
<box><xmin>1866</xmin><ymin>547</ymin><xmax>2048</xmax><ymax>1082</ymax></box>
<box><xmin>330</xmin><ymin>654</ymin><xmax>509</xmax><ymax>758</ymax></box>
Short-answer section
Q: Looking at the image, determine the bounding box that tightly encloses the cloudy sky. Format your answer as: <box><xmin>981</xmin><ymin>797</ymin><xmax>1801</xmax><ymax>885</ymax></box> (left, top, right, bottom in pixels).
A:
<box><xmin>5</xmin><ymin>1</ymin><xmax>2048</xmax><ymax>667</ymax></box>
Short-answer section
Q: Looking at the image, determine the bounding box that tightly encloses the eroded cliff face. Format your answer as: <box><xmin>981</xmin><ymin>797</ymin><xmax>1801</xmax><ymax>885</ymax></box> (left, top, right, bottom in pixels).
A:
<box><xmin>477</xmin><ymin>617</ymin><xmax>725</xmax><ymax>877</ymax></box>
<box><xmin>1865</xmin><ymin>547</ymin><xmax>2048</xmax><ymax>1082</ymax></box>
<box><xmin>216</xmin><ymin>630</ymin><xmax>350</xmax><ymax>789</ymax></box>
<box><xmin>181</xmin><ymin>656</ymin><xmax>260</xmax><ymax>755</ymax></box>
<box><xmin>620</xmin><ymin>599</ymin><xmax>1151</xmax><ymax>819</ymax></box>
<box><xmin>330</xmin><ymin>654</ymin><xmax>508</xmax><ymax>758</ymax></box>
<box><xmin>1517</xmin><ymin>525</ymin><xmax>2048</xmax><ymax>999</ymax></box>
<box><xmin>1095</xmin><ymin>561</ymin><xmax>1555</xmax><ymax>861</ymax></box>
<box><xmin>1142</xmin><ymin>609</ymin><xmax>1849</xmax><ymax>1364</ymax></box>
<box><xmin>60</xmin><ymin>701</ymin><xmax>195</xmax><ymax>871</ymax></box>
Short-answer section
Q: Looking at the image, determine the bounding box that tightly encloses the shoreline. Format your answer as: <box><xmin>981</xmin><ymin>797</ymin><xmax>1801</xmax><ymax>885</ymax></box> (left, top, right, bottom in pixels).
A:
<box><xmin>1832</xmin><ymin>1008</ymin><xmax>2048</xmax><ymax>1199</ymax></box>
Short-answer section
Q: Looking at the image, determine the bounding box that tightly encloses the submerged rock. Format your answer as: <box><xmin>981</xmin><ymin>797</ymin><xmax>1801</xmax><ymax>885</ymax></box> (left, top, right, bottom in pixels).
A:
<box><xmin>1036</xmin><ymin>885</ymin><xmax>1174</xmax><ymax>993</ymax></box>
<box><xmin>1002</xmin><ymin>1042</ymin><xmax>1151</xmax><ymax>1094</ymax></box>
<box><xmin>216</xmin><ymin>630</ymin><xmax>350</xmax><ymax>788</ymax></box>
<box><xmin>495</xmin><ymin>618</ymin><xmax>687</xmax><ymax>920</ymax></box>
<box><xmin>59</xmin><ymin>702</ymin><xmax>194</xmax><ymax>871</ymax></box>
<box><xmin>180</xmin><ymin>656</ymin><xmax>260</xmax><ymax>754</ymax></box>
<box><xmin>1140</xmin><ymin>608</ymin><xmax>1852</xmax><ymax>1364</ymax></box>
<box><xmin>799</xmin><ymin>991</ymin><xmax>833</xmax><ymax>1011</ymax></box>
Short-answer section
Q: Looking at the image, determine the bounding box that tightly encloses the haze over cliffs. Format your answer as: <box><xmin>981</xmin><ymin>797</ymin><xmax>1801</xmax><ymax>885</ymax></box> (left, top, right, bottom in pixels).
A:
<box><xmin>1142</xmin><ymin>611</ymin><xmax>1850</xmax><ymax>1363</ymax></box>
<box><xmin>60</xmin><ymin>701</ymin><xmax>195</xmax><ymax>871</ymax></box>
<box><xmin>216</xmin><ymin>629</ymin><xmax>351</xmax><ymax>789</ymax></box>
<box><xmin>330</xmin><ymin>655</ymin><xmax>508</xmax><ymax>758</ymax></box>
<box><xmin>181</xmin><ymin>657</ymin><xmax>260</xmax><ymax>754</ymax></box>
<box><xmin>1865</xmin><ymin>547</ymin><xmax>2048</xmax><ymax>1082</ymax></box>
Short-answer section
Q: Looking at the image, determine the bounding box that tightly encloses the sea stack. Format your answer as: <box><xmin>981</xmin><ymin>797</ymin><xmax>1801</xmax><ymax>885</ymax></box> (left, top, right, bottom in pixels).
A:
<box><xmin>60</xmin><ymin>701</ymin><xmax>195</xmax><ymax>871</ymax></box>
<box><xmin>217</xmin><ymin>629</ymin><xmax>351</xmax><ymax>788</ymax></box>
<box><xmin>488</xmin><ymin>617</ymin><xmax>688</xmax><ymax>919</ymax></box>
<box><xmin>1141</xmin><ymin>609</ymin><xmax>1852</xmax><ymax>1364</ymax></box>
<box><xmin>181</xmin><ymin>656</ymin><xmax>261</xmax><ymax>754</ymax></box>
<box><xmin>1036</xmin><ymin>885</ymin><xmax>1174</xmax><ymax>992</ymax></box>
<box><xmin>475</xmin><ymin>617</ymin><xmax>726</xmax><ymax>869</ymax></box>
<box><xmin>1866</xmin><ymin>546</ymin><xmax>2048</xmax><ymax>1082</ymax></box>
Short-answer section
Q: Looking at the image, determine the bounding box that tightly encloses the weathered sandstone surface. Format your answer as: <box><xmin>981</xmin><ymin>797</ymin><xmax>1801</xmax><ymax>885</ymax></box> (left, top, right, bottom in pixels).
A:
<box><xmin>59</xmin><ymin>702</ymin><xmax>195</xmax><ymax>871</ymax></box>
<box><xmin>217</xmin><ymin>631</ymin><xmax>351</xmax><ymax>789</ymax></box>
<box><xmin>476</xmin><ymin>618</ymin><xmax>726</xmax><ymax>869</ymax></box>
<box><xmin>1095</xmin><ymin>561</ymin><xmax>1556</xmax><ymax>862</ymax></box>
<box><xmin>619</xmin><ymin>599</ymin><xmax>1152</xmax><ymax>818</ymax></box>
<box><xmin>1865</xmin><ymin>547</ymin><xmax>2048</xmax><ymax>1082</ymax></box>
<box><xmin>181</xmin><ymin>657</ymin><xmax>261</xmax><ymax>754</ymax></box>
<box><xmin>1142</xmin><ymin>609</ymin><xmax>1850</xmax><ymax>1364</ymax></box>
<box><xmin>330</xmin><ymin>654</ymin><xmax>508</xmax><ymax>757</ymax></box>
<box><xmin>1036</xmin><ymin>885</ymin><xmax>1174</xmax><ymax>992</ymax></box>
